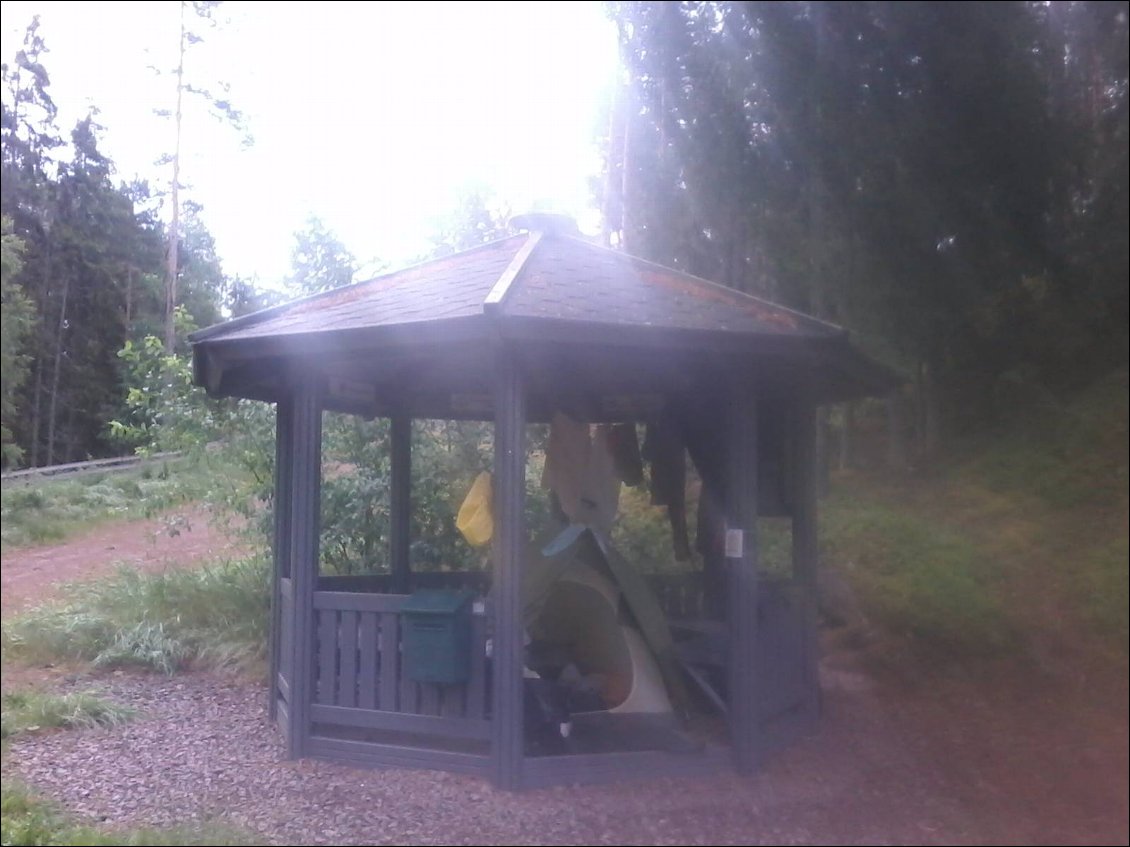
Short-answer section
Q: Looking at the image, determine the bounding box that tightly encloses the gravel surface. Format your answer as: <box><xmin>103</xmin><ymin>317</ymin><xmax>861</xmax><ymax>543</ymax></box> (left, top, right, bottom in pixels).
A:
<box><xmin>6</xmin><ymin>671</ymin><xmax>976</xmax><ymax>845</ymax></box>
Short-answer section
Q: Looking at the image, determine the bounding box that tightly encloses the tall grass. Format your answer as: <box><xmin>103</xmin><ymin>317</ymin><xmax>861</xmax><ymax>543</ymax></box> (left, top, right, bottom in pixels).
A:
<box><xmin>2</xmin><ymin>557</ymin><xmax>270</xmax><ymax>674</ymax></box>
<box><xmin>0</xmin><ymin>457</ymin><xmax>219</xmax><ymax>551</ymax></box>
<box><xmin>1</xmin><ymin>691</ymin><xmax>134</xmax><ymax>739</ymax></box>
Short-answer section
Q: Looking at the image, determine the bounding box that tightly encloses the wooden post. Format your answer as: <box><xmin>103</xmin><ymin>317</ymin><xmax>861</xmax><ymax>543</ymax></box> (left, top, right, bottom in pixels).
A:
<box><xmin>726</xmin><ymin>378</ymin><xmax>762</xmax><ymax>774</ymax></box>
<box><xmin>269</xmin><ymin>397</ymin><xmax>294</xmax><ymax>721</ymax></box>
<box><xmin>390</xmin><ymin>414</ymin><xmax>411</xmax><ymax>593</ymax></box>
<box><xmin>491</xmin><ymin>346</ymin><xmax>526</xmax><ymax>790</ymax></box>
<box><xmin>792</xmin><ymin>390</ymin><xmax>821</xmax><ymax>723</ymax></box>
<box><xmin>287</xmin><ymin>377</ymin><xmax>322</xmax><ymax>759</ymax></box>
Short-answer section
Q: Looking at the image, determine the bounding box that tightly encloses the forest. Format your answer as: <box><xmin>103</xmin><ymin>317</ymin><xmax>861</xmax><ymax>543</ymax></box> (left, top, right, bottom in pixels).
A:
<box><xmin>0</xmin><ymin>3</ymin><xmax>1127</xmax><ymax>842</ymax></box>
<box><xmin>1</xmin><ymin>1</ymin><xmax>1126</xmax><ymax>472</ymax></box>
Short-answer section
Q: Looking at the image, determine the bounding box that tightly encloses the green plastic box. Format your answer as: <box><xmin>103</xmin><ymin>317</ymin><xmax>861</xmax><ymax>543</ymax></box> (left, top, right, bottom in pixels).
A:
<box><xmin>400</xmin><ymin>589</ymin><xmax>475</xmax><ymax>684</ymax></box>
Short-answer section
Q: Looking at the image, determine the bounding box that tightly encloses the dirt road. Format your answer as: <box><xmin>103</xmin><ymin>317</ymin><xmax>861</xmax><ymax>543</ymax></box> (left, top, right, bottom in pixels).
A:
<box><xmin>1</xmin><ymin>508</ymin><xmax>245</xmax><ymax>614</ymax></box>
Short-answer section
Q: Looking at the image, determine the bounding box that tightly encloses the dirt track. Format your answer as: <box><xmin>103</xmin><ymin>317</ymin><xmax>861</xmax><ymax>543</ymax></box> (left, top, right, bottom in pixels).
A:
<box><xmin>0</xmin><ymin>507</ymin><xmax>245</xmax><ymax>613</ymax></box>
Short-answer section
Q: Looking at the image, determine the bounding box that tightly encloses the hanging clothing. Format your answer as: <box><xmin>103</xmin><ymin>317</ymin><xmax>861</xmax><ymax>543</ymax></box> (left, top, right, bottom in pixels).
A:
<box><xmin>542</xmin><ymin>412</ymin><xmax>621</xmax><ymax>531</ymax></box>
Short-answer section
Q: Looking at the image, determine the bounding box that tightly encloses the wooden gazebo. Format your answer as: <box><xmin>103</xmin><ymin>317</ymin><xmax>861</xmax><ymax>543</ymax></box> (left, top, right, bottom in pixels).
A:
<box><xmin>190</xmin><ymin>214</ymin><xmax>893</xmax><ymax>790</ymax></box>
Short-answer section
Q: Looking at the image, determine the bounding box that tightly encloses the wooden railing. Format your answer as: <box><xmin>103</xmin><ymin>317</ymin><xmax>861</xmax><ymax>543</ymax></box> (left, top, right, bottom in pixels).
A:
<box><xmin>309</xmin><ymin>589</ymin><xmax>491</xmax><ymax>746</ymax></box>
<box><xmin>316</xmin><ymin>571</ymin><xmax>491</xmax><ymax>594</ymax></box>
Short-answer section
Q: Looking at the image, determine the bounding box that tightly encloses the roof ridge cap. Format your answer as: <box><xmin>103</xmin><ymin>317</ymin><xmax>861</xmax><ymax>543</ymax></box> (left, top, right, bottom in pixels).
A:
<box><xmin>482</xmin><ymin>230</ymin><xmax>543</xmax><ymax>314</ymax></box>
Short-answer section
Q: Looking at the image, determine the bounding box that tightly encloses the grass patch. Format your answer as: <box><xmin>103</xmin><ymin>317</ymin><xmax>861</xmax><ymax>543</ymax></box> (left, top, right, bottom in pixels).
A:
<box><xmin>0</xmin><ymin>456</ymin><xmax>221</xmax><ymax>552</ymax></box>
<box><xmin>822</xmin><ymin>491</ymin><xmax>1014</xmax><ymax>655</ymax></box>
<box><xmin>959</xmin><ymin>370</ymin><xmax>1129</xmax><ymax>510</ymax></box>
<box><xmin>1</xmin><ymin>691</ymin><xmax>134</xmax><ymax>740</ymax></box>
<box><xmin>1081</xmin><ymin>536</ymin><xmax>1130</xmax><ymax>650</ymax></box>
<box><xmin>826</xmin><ymin>369</ymin><xmax>1128</xmax><ymax>657</ymax></box>
<box><xmin>2</xmin><ymin>557</ymin><xmax>269</xmax><ymax>674</ymax></box>
<box><xmin>1</xmin><ymin>780</ymin><xmax>249</xmax><ymax>846</ymax></box>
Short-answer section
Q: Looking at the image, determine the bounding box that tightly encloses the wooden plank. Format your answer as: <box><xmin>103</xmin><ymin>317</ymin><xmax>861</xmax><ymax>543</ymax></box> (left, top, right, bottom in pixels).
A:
<box><xmin>491</xmin><ymin>346</ymin><xmax>526</xmax><ymax>790</ymax></box>
<box><xmin>286</xmin><ymin>377</ymin><xmax>323</xmax><ymax>758</ymax></box>
<box><xmin>420</xmin><ymin>683</ymin><xmax>440</xmax><ymax>717</ymax></box>
<box><xmin>390</xmin><ymin>414</ymin><xmax>412</xmax><ymax>593</ymax></box>
<box><xmin>441</xmin><ymin>681</ymin><xmax>464</xmax><ymax>718</ymax></box>
<box><xmin>378</xmin><ymin>612</ymin><xmax>400</xmax><ymax>712</ymax></box>
<box><xmin>306</xmin><ymin>736</ymin><xmax>490</xmax><ymax>776</ymax></box>
<box><xmin>276</xmin><ymin>672</ymin><xmax>290</xmax><ymax>704</ymax></box>
<box><xmin>317</xmin><ymin>609</ymin><xmax>338</xmax><ymax>706</ymax></box>
<box><xmin>310</xmin><ymin>704</ymin><xmax>491</xmax><ymax>741</ymax></box>
<box><xmin>338</xmin><ymin>610</ymin><xmax>359</xmax><ymax>708</ymax></box>
<box><xmin>400</xmin><ymin>658</ymin><xmax>420</xmax><ymax>716</ymax></box>
<box><xmin>726</xmin><ymin>379</ymin><xmax>762</xmax><ymax>775</ymax></box>
<box><xmin>269</xmin><ymin>399</ymin><xmax>293</xmax><ymax>721</ymax></box>
<box><xmin>466</xmin><ymin>611</ymin><xmax>487</xmax><ymax>719</ymax></box>
<box><xmin>358</xmin><ymin>612</ymin><xmax>378</xmax><ymax>710</ymax></box>
<box><xmin>313</xmin><ymin>592</ymin><xmax>408</xmax><ymax>613</ymax></box>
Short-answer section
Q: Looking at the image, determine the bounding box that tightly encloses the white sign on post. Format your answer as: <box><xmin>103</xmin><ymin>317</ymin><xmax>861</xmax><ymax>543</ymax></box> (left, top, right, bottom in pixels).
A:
<box><xmin>725</xmin><ymin>528</ymin><xmax>744</xmax><ymax>559</ymax></box>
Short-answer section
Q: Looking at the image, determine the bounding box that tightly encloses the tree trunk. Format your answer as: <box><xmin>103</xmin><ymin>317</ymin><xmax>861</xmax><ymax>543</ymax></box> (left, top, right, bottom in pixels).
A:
<box><xmin>164</xmin><ymin>1</ymin><xmax>187</xmax><ymax>353</ymax></box>
<box><xmin>29</xmin><ymin>356</ymin><xmax>43</xmax><ymax>468</ymax></box>
<box><xmin>839</xmin><ymin>402</ymin><xmax>855</xmax><ymax>471</ymax></box>
<box><xmin>600</xmin><ymin>80</ymin><xmax>623</xmax><ymax>249</ymax></box>
<box><xmin>923</xmin><ymin>363</ymin><xmax>940</xmax><ymax>458</ymax></box>
<box><xmin>886</xmin><ymin>392</ymin><xmax>906</xmax><ymax>470</ymax></box>
<box><xmin>45</xmin><ymin>267</ymin><xmax>71</xmax><ymax>467</ymax></box>
<box><xmin>815</xmin><ymin>409</ymin><xmax>830</xmax><ymax>497</ymax></box>
<box><xmin>125</xmin><ymin>265</ymin><xmax>134</xmax><ymax>325</ymax></box>
<box><xmin>619</xmin><ymin>84</ymin><xmax>633</xmax><ymax>253</ymax></box>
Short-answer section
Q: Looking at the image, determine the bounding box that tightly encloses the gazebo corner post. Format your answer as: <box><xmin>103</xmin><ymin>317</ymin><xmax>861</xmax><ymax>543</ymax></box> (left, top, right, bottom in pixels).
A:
<box><xmin>726</xmin><ymin>376</ymin><xmax>763</xmax><ymax>775</ymax></box>
<box><xmin>389</xmin><ymin>413</ymin><xmax>412</xmax><ymax>593</ymax></box>
<box><xmin>286</xmin><ymin>374</ymin><xmax>323</xmax><ymax>760</ymax></box>
<box><xmin>268</xmin><ymin>395</ymin><xmax>294</xmax><ymax>723</ymax></box>
<box><xmin>490</xmin><ymin>344</ymin><xmax>526</xmax><ymax>791</ymax></box>
<box><xmin>792</xmin><ymin>387</ymin><xmax>821</xmax><ymax>723</ymax></box>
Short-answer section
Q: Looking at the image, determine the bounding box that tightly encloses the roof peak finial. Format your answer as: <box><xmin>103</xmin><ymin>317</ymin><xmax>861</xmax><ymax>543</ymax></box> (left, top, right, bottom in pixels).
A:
<box><xmin>509</xmin><ymin>212</ymin><xmax>579</xmax><ymax>237</ymax></box>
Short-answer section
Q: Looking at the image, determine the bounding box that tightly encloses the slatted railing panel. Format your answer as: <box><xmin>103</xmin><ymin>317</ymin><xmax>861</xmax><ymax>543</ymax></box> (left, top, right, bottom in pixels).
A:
<box><xmin>647</xmin><ymin>573</ymin><xmax>707</xmax><ymax>619</ymax></box>
<box><xmin>310</xmin><ymin>591</ymin><xmax>491</xmax><ymax>739</ymax></box>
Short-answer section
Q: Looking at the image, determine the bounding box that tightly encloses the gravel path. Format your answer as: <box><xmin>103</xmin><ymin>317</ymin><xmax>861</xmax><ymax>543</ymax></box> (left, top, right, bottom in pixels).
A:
<box><xmin>6</xmin><ymin>671</ymin><xmax>975</xmax><ymax>845</ymax></box>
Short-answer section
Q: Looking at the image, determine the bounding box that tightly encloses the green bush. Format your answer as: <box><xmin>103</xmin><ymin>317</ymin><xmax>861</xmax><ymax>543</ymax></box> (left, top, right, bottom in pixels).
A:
<box><xmin>2</xmin><ymin>557</ymin><xmax>269</xmax><ymax>674</ymax></box>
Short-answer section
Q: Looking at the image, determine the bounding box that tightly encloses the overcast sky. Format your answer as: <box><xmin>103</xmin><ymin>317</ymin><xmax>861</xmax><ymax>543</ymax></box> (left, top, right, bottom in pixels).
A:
<box><xmin>1</xmin><ymin>1</ymin><xmax>619</xmax><ymax>284</ymax></box>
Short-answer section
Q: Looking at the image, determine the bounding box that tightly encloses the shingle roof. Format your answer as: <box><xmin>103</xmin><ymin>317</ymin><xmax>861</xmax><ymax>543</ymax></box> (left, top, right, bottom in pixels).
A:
<box><xmin>503</xmin><ymin>235</ymin><xmax>839</xmax><ymax>337</ymax></box>
<box><xmin>190</xmin><ymin>225</ymin><xmax>899</xmax><ymax>403</ymax></box>
<box><xmin>189</xmin><ymin>230</ymin><xmax>845</xmax><ymax>345</ymax></box>
<box><xmin>191</xmin><ymin>235</ymin><xmax>527</xmax><ymax>343</ymax></box>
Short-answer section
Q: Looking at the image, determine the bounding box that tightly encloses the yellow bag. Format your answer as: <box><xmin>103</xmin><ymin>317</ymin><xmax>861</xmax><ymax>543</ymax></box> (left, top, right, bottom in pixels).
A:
<box><xmin>456</xmin><ymin>471</ymin><xmax>493</xmax><ymax>547</ymax></box>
